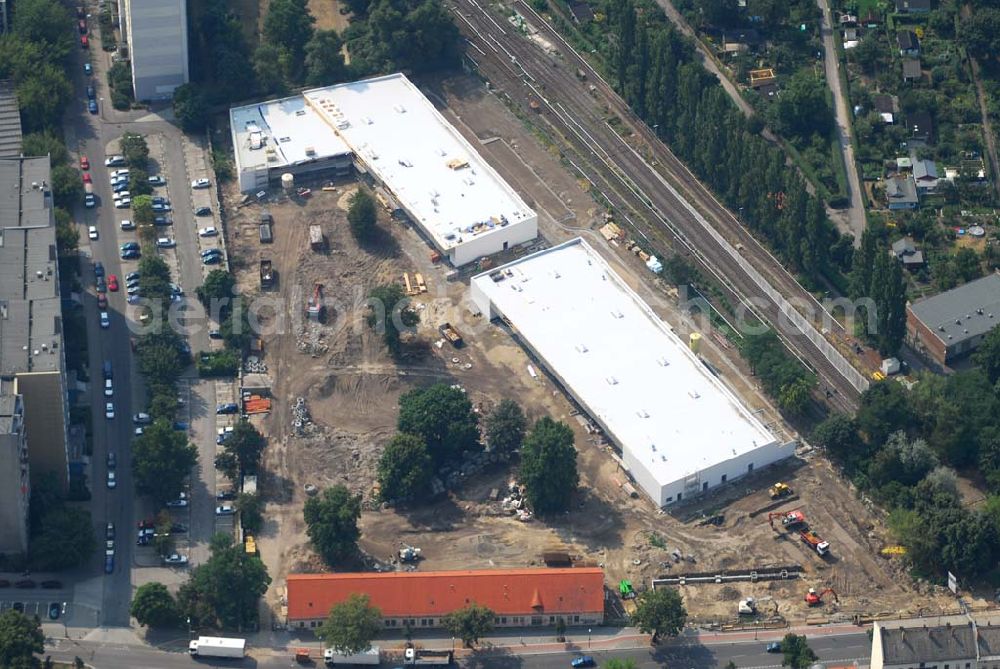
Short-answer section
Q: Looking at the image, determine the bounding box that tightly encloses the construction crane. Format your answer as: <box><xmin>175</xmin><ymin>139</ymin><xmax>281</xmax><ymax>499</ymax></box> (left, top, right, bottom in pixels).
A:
<box><xmin>769</xmin><ymin>482</ymin><xmax>792</xmax><ymax>499</ymax></box>
<box><xmin>768</xmin><ymin>509</ymin><xmax>806</xmax><ymax>531</ymax></box>
<box><xmin>805</xmin><ymin>587</ymin><xmax>838</xmax><ymax>607</ymax></box>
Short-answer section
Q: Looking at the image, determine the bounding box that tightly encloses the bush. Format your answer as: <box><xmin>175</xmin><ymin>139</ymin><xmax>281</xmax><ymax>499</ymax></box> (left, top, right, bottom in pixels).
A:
<box><xmin>197</xmin><ymin>349</ymin><xmax>240</xmax><ymax>377</ymax></box>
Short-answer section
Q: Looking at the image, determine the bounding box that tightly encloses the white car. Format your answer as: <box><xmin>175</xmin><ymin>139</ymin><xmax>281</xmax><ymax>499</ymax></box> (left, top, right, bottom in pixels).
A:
<box><xmin>165</xmin><ymin>498</ymin><xmax>188</xmax><ymax>508</ymax></box>
<box><xmin>163</xmin><ymin>553</ymin><xmax>189</xmax><ymax>565</ymax></box>
<box><xmin>148</xmin><ymin>175</ymin><xmax>165</xmax><ymax>185</ymax></box>
<box><xmin>104</xmin><ymin>155</ymin><xmax>125</xmax><ymax>167</ymax></box>
<box><xmin>134</xmin><ymin>426</ymin><xmax>144</xmax><ymax>436</ymax></box>
<box><xmin>155</xmin><ymin>237</ymin><xmax>176</xmax><ymax>248</ymax></box>
<box><xmin>191</xmin><ymin>178</ymin><xmax>211</xmax><ymax>189</ymax></box>
<box><xmin>115</xmin><ymin>190</ymin><xmax>131</xmax><ymax>200</ymax></box>
<box><xmin>198</xmin><ymin>226</ymin><xmax>218</xmax><ymax>237</ymax></box>
<box><xmin>104</xmin><ymin>378</ymin><xmax>113</xmax><ymax>397</ymax></box>
<box><xmin>105</xmin><ymin>540</ymin><xmax>115</xmax><ymax>556</ymax></box>
<box><xmin>106</xmin><ymin>471</ymin><xmax>116</xmax><ymax>489</ymax></box>
<box><xmin>120</xmin><ymin>219</ymin><xmax>135</xmax><ymax>230</ymax></box>
<box><xmin>88</xmin><ymin>225</ymin><xmax>98</xmax><ymax>240</ymax></box>
<box><xmin>105</xmin><ymin>402</ymin><xmax>115</xmax><ymax>419</ymax></box>
<box><xmin>215</xmin><ymin>504</ymin><xmax>235</xmax><ymax>516</ymax></box>
<box><xmin>111</xmin><ymin>169</ymin><xmax>130</xmax><ymax>178</ymax></box>
<box><xmin>99</xmin><ymin>311</ymin><xmax>110</xmax><ymax>328</ymax></box>
<box><xmin>114</xmin><ymin>198</ymin><xmax>131</xmax><ymax>209</ymax></box>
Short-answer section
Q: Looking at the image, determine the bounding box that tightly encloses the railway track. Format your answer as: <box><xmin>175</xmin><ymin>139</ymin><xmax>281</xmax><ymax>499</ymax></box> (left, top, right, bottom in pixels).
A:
<box><xmin>447</xmin><ymin>0</ymin><xmax>867</xmax><ymax>412</ymax></box>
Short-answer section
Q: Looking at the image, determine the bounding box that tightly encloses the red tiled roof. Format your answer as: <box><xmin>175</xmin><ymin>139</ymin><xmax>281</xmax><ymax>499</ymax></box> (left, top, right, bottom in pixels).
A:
<box><xmin>286</xmin><ymin>568</ymin><xmax>605</xmax><ymax>621</ymax></box>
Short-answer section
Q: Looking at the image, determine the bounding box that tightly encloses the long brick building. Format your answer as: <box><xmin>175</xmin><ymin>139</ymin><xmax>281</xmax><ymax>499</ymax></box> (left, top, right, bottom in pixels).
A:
<box><xmin>286</xmin><ymin>568</ymin><xmax>606</xmax><ymax>630</ymax></box>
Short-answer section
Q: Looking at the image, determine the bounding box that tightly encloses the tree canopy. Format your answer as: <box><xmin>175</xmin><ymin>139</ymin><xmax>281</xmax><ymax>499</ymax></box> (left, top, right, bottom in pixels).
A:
<box><xmin>443</xmin><ymin>603</ymin><xmax>495</xmax><ymax>648</ymax></box>
<box><xmin>172</xmin><ymin>83</ymin><xmax>208</xmax><ymax>132</ymax></box>
<box><xmin>178</xmin><ymin>534</ymin><xmax>271</xmax><ymax>630</ymax></box>
<box><xmin>484</xmin><ymin>399</ymin><xmax>527</xmax><ymax>456</ymax></box>
<box><xmin>305</xmin><ymin>30</ymin><xmax>348</xmax><ymax>86</ymax></box>
<box><xmin>214</xmin><ymin>419</ymin><xmax>266</xmax><ymax>481</ymax></box>
<box><xmin>397</xmin><ymin>383</ymin><xmax>479</xmax><ymax>465</ymax></box>
<box><xmin>0</xmin><ymin>610</ymin><xmax>45</xmax><ymax>668</ymax></box>
<box><xmin>304</xmin><ymin>485</ymin><xmax>362</xmax><ymax>566</ymax></box>
<box><xmin>130</xmin><ymin>582</ymin><xmax>181</xmax><ymax>628</ymax></box>
<box><xmin>377</xmin><ymin>433</ymin><xmax>434</xmax><ymax>503</ymax></box>
<box><xmin>348</xmin><ymin>189</ymin><xmax>379</xmax><ymax>242</ymax></box>
<box><xmin>28</xmin><ymin>505</ymin><xmax>97</xmax><ymax>571</ymax></box>
<box><xmin>631</xmin><ymin>587</ymin><xmax>687</xmax><ymax>642</ymax></box>
<box><xmin>367</xmin><ymin>284</ymin><xmax>419</xmax><ymax>357</ymax></box>
<box><xmin>319</xmin><ymin>593</ymin><xmax>382</xmax><ymax>655</ymax></box>
<box><xmin>780</xmin><ymin>634</ymin><xmax>818</xmax><ymax>669</ymax></box>
<box><xmin>519</xmin><ymin>417</ymin><xmax>578</xmax><ymax>514</ymax></box>
<box><xmin>120</xmin><ymin>132</ymin><xmax>150</xmax><ymax>169</ymax></box>
<box><xmin>131</xmin><ymin>419</ymin><xmax>198</xmax><ymax>504</ymax></box>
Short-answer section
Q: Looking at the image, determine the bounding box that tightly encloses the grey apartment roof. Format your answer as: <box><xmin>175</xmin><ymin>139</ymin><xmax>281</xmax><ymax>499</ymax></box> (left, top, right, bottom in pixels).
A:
<box><xmin>0</xmin><ymin>157</ymin><xmax>62</xmax><ymax>377</ymax></box>
<box><xmin>880</xmin><ymin>623</ymin><xmax>978</xmax><ymax>664</ymax></box>
<box><xmin>909</xmin><ymin>272</ymin><xmax>1000</xmax><ymax>348</ymax></box>
<box><xmin>0</xmin><ymin>81</ymin><xmax>22</xmax><ymax>159</ymax></box>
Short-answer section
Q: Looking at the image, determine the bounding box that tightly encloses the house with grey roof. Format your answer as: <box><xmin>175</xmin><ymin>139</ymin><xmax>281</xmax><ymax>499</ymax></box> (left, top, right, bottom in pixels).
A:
<box><xmin>891</xmin><ymin>236</ymin><xmax>924</xmax><ymax>268</ymax></box>
<box><xmin>906</xmin><ymin>271</ymin><xmax>1000</xmax><ymax>365</ymax></box>
<box><xmin>902</xmin><ymin>58</ymin><xmax>922</xmax><ymax>82</ymax></box>
<box><xmin>913</xmin><ymin>158</ymin><xmax>939</xmax><ymax>191</ymax></box>
<box><xmin>871</xmin><ymin>619</ymin><xmax>1000</xmax><ymax>669</ymax></box>
<box><xmin>885</xmin><ymin>174</ymin><xmax>918</xmax><ymax>209</ymax></box>
<box><xmin>897</xmin><ymin>31</ymin><xmax>920</xmax><ymax>56</ymax></box>
<box><xmin>894</xmin><ymin>0</ymin><xmax>931</xmax><ymax>12</ymax></box>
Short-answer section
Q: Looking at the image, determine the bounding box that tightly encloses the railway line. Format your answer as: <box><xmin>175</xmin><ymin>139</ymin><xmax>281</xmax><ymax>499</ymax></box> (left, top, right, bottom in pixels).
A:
<box><xmin>447</xmin><ymin>0</ymin><xmax>868</xmax><ymax>412</ymax></box>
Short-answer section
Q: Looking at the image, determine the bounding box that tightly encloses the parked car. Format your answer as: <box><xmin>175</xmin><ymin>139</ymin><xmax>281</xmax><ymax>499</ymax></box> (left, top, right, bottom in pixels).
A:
<box><xmin>105</xmin><ymin>402</ymin><xmax>115</xmax><ymax>419</ymax></box>
<box><xmin>105</xmin><ymin>540</ymin><xmax>114</xmax><ymax>556</ymax></box>
<box><xmin>215</xmin><ymin>504</ymin><xmax>235</xmax><ymax>516</ymax></box>
<box><xmin>155</xmin><ymin>237</ymin><xmax>176</xmax><ymax>248</ymax></box>
<box><xmin>153</xmin><ymin>216</ymin><xmax>171</xmax><ymax>226</ymax></box>
<box><xmin>163</xmin><ymin>554</ymin><xmax>189</xmax><ymax>565</ymax></box>
<box><xmin>86</xmin><ymin>85</ymin><xmax>95</xmax><ymax>99</ymax></box>
<box><xmin>216</xmin><ymin>490</ymin><xmax>237</xmax><ymax>501</ymax></box>
<box><xmin>105</xmin><ymin>155</ymin><xmax>126</xmax><ymax>167</ymax></box>
<box><xmin>84</xmin><ymin>193</ymin><xmax>96</xmax><ymax>208</ymax></box>
<box><xmin>99</xmin><ymin>311</ymin><xmax>110</xmax><ymax>329</ymax></box>
<box><xmin>94</xmin><ymin>261</ymin><xmax>104</xmax><ymax>277</ymax></box>
<box><xmin>165</xmin><ymin>498</ymin><xmax>188</xmax><ymax>508</ymax></box>
<box><xmin>120</xmin><ymin>242</ymin><xmax>139</xmax><ymax>252</ymax></box>
<box><xmin>111</xmin><ymin>168</ymin><xmax>129</xmax><ymax>178</ymax></box>
<box><xmin>40</xmin><ymin>580</ymin><xmax>62</xmax><ymax>589</ymax></box>
<box><xmin>114</xmin><ymin>197</ymin><xmax>131</xmax><ymax>209</ymax></box>
<box><xmin>170</xmin><ymin>283</ymin><xmax>183</xmax><ymax>295</ymax></box>
<box><xmin>191</xmin><ymin>178</ymin><xmax>211</xmax><ymax>189</ymax></box>
<box><xmin>106</xmin><ymin>470</ymin><xmax>116</xmax><ymax>489</ymax></box>
<box><xmin>104</xmin><ymin>555</ymin><xmax>114</xmax><ymax>574</ymax></box>
<box><xmin>134</xmin><ymin>426</ymin><xmax>144</xmax><ymax>436</ymax></box>
<box><xmin>766</xmin><ymin>642</ymin><xmax>782</xmax><ymax>653</ymax></box>
<box><xmin>83</xmin><ymin>62</ymin><xmax>92</xmax><ymax>75</ymax></box>
<box><xmin>151</xmin><ymin>202</ymin><xmax>170</xmax><ymax>212</ymax></box>
<box><xmin>216</xmin><ymin>403</ymin><xmax>239</xmax><ymax>414</ymax></box>
<box><xmin>88</xmin><ymin>99</ymin><xmax>98</xmax><ymax>114</ymax></box>
<box><xmin>107</xmin><ymin>274</ymin><xmax>118</xmax><ymax>291</ymax></box>
<box><xmin>194</xmin><ymin>206</ymin><xmax>211</xmax><ymax>216</ymax></box>
<box><xmin>133</xmin><ymin>412</ymin><xmax>152</xmax><ymax>424</ymax></box>
<box><xmin>88</xmin><ymin>225</ymin><xmax>98</xmax><ymax>240</ymax></box>
<box><xmin>170</xmin><ymin>523</ymin><xmax>188</xmax><ymax>534</ymax></box>
<box><xmin>80</xmin><ymin>34</ymin><xmax>88</xmax><ymax>48</ymax></box>
<box><xmin>106</xmin><ymin>522</ymin><xmax>115</xmax><ymax>540</ymax></box>
<box><xmin>173</xmin><ymin>421</ymin><xmax>189</xmax><ymax>431</ymax></box>
<box><xmin>201</xmin><ymin>248</ymin><xmax>223</xmax><ymax>257</ymax></box>
<box><xmin>82</xmin><ymin>172</ymin><xmax>92</xmax><ymax>184</ymax></box>
<box><xmin>126</xmin><ymin>271</ymin><xmax>140</xmax><ymax>282</ymax></box>
<box><xmin>120</xmin><ymin>248</ymin><xmax>140</xmax><ymax>260</ymax></box>
<box><xmin>570</xmin><ymin>657</ymin><xmax>595</xmax><ymax>668</ymax></box>
<box><xmin>104</xmin><ymin>378</ymin><xmax>114</xmax><ymax>397</ymax></box>
<box><xmin>120</xmin><ymin>219</ymin><xmax>135</xmax><ymax>230</ymax></box>
<box><xmin>115</xmin><ymin>190</ymin><xmax>131</xmax><ymax>199</ymax></box>
<box><xmin>14</xmin><ymin>580</ymin><xmax>36</xmax><ymax>589</ymax></box>
<box><xmin>80</xmin><ymin>155</ymin><xmax>89</xmax><ymax>170</ymax></box>
<box><xmin>202</xmin><ymin>254</ymin><xmax>222</xmax><ymax>265</ymax></box>
<box><xmin>48</xmin><ymin>603</ymin><xmax>61</xmax><ymax>620</ymax></box>
<box><xmin>112</xmin><ymin>182</ymin><xmax>129</xmax><ymax>193</ymax></box>
<box><xmin>148</xmin><ymin>175</ymin><xmax>165</xmax><ymax>185</ymax></box>
<box><xmin>97</xmin><ymin>294</ymin><xmax>108</xmax><ymax>309</ymax></box>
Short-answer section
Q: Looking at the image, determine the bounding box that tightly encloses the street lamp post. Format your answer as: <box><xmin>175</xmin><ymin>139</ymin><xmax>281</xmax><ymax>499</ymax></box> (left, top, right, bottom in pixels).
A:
<box><xmin>451</xmin><ymin>636</ymin><xmax>455</xmax><ymax>653</ymax></box>
<box><xmin>588</xmin><ymin>628</ymin><xmax>592</xmax><ymax>649</ymax></box>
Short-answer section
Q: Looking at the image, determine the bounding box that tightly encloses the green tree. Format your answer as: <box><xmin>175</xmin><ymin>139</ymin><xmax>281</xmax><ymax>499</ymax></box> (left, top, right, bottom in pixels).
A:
<box><xmin>769</xmin><ymin>71</ymin><xmax>833</xmax><ymax>138</ymax></box>
<box><xmin>606</xmin><ymin>661</ymin><xmax>638</xmax><ymax>669</ymax></box>
<box><xmin>135</xmin><ymin>332</ymin><xmax>185</xmax><ymax>384</ymax></box>
<box><xmin>304</xmin><ymin>485</ymin><xmax>362</xmax><ymax>566</ymax></box>
<box><xmin>304</xmin><ymin>30</ymin><xmax>348</xmax><ymax>86</ymax></box>
<box><xmin>870</xmin><ymin>248</ymin><xmax>907</xmax><ymax>355</ymax></box>
<box><xmin>28</xmin><ymin>506</ymin><xmax>96</xmax><ymax>570</ymax></box>
<box><xmin>443</xmin><ymin>603</ymin><xmax>494</xmax><ymax>648</ymax></box>
<box><xmin>178</xmin><ymin>534</ymin><xmax>271</xmax><ymax>630</ymax></box>
<box><xmin>348</xmin><ymin>188</ymin><xmax>378</xmax><ymax>242</ymax></box>
<box><xmin>367</xmin><ymin>284</ymin><xmax>419</xmax><ymax>357</ymax></box>
<box><xmin>130</xmin><ymin>582</ymin><xmax>180</xmax><ymax>628</ymax></box>
<box><xmin>131</xmin><ymin>419</ymin><xmax>198</xmax><ymax>504</ymax></box>
<box><xmin>0</xmin><ymin>610</ymin><xmax>45</xmax><ymax>668</ymax></box>
<box><xmin>120</xmin><ymin>132</ymin><xmax>150</xmax><ymax>169</ymax></box>
<box><xmin>132</xmin><ymin>194</ymin><xmax>154</xmax><ymax>227</ymax></box>
<box><xmin>50</xmin><ymin>164</ymin><xmax>81</xmax><ymax>211</ymax></box>
<box><xmin>520</xmin><ymin>417</ymin><xmax>578</xmax><ymax>514</ymax></box>
<box><xmin>857</xmin><ymin>380</ymin><xmax>913</xmax><ymax>446</ymax></box>
<box><xmin>484</xmin><ymin>399</ymin><xmax>527</xmax><ymax>456</ymax></box>
<box><xmin>376</xmin><ymin>433</ymin><xmax>433</xmax><ymax>503</ymax></box>
<box><xmin>55</xmin><ymin>220</ymin><xmax>79</xmax><ymax>256</ymax></box>
<box><xmin>318</xmin><ymin>593</ymin><xmax>382</xmax><ymax>655</ymax></box>
<box><xmin>253</xmin><ymin>43</ymin><xmax>292</xmax><ymax>96</ymax></box>
<box><xmin>129</xmin><ymin>169</ymin><xmax>153</xmax><ymax>196</ymax></box>
<box><xmin>216</xmin><ymin>420</ymin><xmax>266</xmax><ymax>479</ymax></box>
<box><xmin>20</xmin><ymin>130</ymin><xmax>69</xmax><ymax>165</ymax></box>
<box><xmin>631</xmin><ymin>587</ymin><xmax>687</xmax><ymax>643</ymax></box>
<box><xmin>960</xmin><ymin>8</ymin><xmax>1000</xmax><ymax>60</ymax></box>
<box><xmin>172</xmin><ymin>83</ymin><xmax>208</xmax><ymax>132</ymax></box>
<box><xmin>197</xmin><ymin>269</ymin><xmax>236</xmax><ymax>307</ymax></box>
<box><xmin>780</xmin><ymin>633</ymin><xmax>818</xmax><ymax>669</ymax></box>
<box><xmin>264</xmin><ymin>0</ymin><xmax>315</xmax><ymax>66</ymax></box>
<box><xmin>777</xmin><ymin>376</ymin><xmax>813</xmax><ymax>416</ymax></box>
<box><xmin>397</xmin><ymin>383</ymin><xmax>479</xmax><ymax>465</ymax></box>
<box><xmin>15</xmin><ymin>65</ymin><xmax>73</xmax><ymax>132</ymax></box>
<box><xmin>154</xmin><ymin>510</ymin><xmax>175</xmax><ymax>558</ymax></box>
<box><xmin>237</xmin><ymin>492</ymin><xmax>264</xmax><ymax>534</ymax></box>
<box><xmin>11</xmin><ymin>0</ymin><xmax>73</xmax><ymax>57</ymax></box>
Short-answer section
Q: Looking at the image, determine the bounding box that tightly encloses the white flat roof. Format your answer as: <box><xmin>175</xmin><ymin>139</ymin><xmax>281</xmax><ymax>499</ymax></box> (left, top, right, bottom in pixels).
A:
<box><xmin>231</xmin><ymin>95</ymin><xmax>351</xmax><ymax>174</ymax></box>
<box><xmin>472</xmin><ymin>239</ymin><xmax>777</xmax><ymax>484</ymax></box>
<box><xmin>231</xmin><ymin>74</ymin><xmax>534</xmax><ymax>252</ymax></box>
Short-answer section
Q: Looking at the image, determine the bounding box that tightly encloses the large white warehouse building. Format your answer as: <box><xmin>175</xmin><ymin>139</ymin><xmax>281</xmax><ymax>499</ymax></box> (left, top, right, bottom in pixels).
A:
<box><xmin>230</xmin><ymin>73</ymin><xmax>537</xmax><ymax>266</ymax></box>
<box><xmin>471</xmin><ymin>239</ymin><xmax>793</xmax><ymax>506</ymax></box>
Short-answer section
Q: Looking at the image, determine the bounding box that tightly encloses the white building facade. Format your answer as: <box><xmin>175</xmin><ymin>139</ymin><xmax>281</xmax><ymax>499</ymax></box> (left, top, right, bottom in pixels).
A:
<box><xmin>120</xmin><ymin>0</ymin><xmax>189</xmax><ymax>100</ymax></box>
<box><xmin>471</xmin><ymin>239</ymin><xmax>793</xmax><ymax>507</ymax></box>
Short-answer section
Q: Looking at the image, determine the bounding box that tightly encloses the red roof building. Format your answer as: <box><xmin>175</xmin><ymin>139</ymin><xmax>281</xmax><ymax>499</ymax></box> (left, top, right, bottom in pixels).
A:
<box><xmin>286</xmin><ymin>568</ymin><xmax>606</xmax><ymax>629</ymax></box>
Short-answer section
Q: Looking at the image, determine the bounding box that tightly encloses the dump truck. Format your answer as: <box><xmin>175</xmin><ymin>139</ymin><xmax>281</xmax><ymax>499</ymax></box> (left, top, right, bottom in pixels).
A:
<box><xmin>404</xmin><ymin>648</ymin><xmax>453</xmax><ymax>666</ymax></box>
<box><xmin>188</xmin><ymin>636</ymin><xmax>246</xmax><ymax>658</ymax></box>
<box><xmin>260</xmin><ymin>260</ymin><xmax>274</xmax><ymax>289</ymax></box>
<box><xmin>799</xmin><ymin>529</ymin><xmax>830</xmax><ymax>556</ymax></box>
<box><xmin>295</xmin><ymin>648</ymin><xmax>311</xmax><ymax>663</ymax></box>
<box><xmin>323</xmin><ymin>647</ymin><xmax>380</xmax><ymax>666</ymax></box>
<box><xmin>309</xmin><ymin>224</ymin><xmax>324</xmax><ymax>250</ymax></box>
<box><xmin>259</xmin><ymin>221</ymin><xmax>273</xmax><ymax>243</ymax></box>
<box><xmin>438</xmin><ymin>323</ymin><xmax>463</xmax><ymax>348</ymax></box>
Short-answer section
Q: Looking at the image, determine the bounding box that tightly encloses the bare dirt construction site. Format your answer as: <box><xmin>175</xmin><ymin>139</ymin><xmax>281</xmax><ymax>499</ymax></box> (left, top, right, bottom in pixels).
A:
<box><xmin>219</xmin><ymin>72</ymin><xmax>962</xmax><ymax>628</ymax></box>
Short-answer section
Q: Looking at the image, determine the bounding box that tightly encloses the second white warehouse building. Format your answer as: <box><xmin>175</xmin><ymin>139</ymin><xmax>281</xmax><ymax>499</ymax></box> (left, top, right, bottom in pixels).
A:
<box><xmin>471</xmin><ymin>238</ymin><xmax>793</xmax><ymax>506</ymax></box>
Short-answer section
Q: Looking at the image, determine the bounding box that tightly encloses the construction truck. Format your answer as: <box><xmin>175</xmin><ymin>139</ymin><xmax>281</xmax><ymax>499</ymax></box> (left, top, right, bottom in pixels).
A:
<box><xmin>799</xmin><ymin>529</ymin><xmax>830</xmax><ymax>556</ymax></box>
<box><xmin>260</xmin><ymin>260</ymin><xmax>274</xmax><ymax>289</ymax></box>
<box><xmin>324</xmin><ymin>647</ymin><xmax>380</xmax><ymax>666</ymax></box>
<box><xmin>404</xmin><ymin>648</ymin><xmax>453</xmax><ymax>666</ymax></box>
<box><xmin>295</xmin><ymin>648</ymin><xmax>312</xmax><ymax>663</ymax></box>
<box><xmin>309</xmin><ymin>224</ymin><xmax>325</xmax><ymax>250</ymax></box>
<box><xmin>399</xmin><ymin>545</ymin><xmax>422</xmax><ymax>562</ymax></box>
<box><xmin>804</xmin><ymin>587</ymin><xmax>838</xmax><ymax>607</ymax></box>
<box><xmin>738</xmin><ymin>598</ymin><xmax>757</xmax><ymax>615</ymax></box>
<box><xmin>768</xmin><ymin>509</ymin><xmax>806</xmax><ymax>530</ymax></box>
<box><xmin>438</xmin><ymin>323</ymin><xmax>464</xmax><ymax>348</ymax></box>
<box><xmin>619</xmin><ymin>580</ymin><xmax>636</xmax><ymax>600</ymax></box>
<box><xmin>306</xmin><ymin>283</ymin><xmax>325</xmax><ymax>322</ymax></box>
<box><xmin>769</xmin><ymin>482</ymin><xmax>792</xmax><ymax>499</ymax></box>
<box><xmin>188</xmin><ymin>636</ymin><xmax>246</xmax><ymax>658</ymax></box>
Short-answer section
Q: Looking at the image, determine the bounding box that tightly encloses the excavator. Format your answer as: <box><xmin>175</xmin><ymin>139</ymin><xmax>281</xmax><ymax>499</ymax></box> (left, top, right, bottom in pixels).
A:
<box><xmin>805</xmin><ymin>587</ymin><xmax>838</xmax><ymax>607</ymax></box>
<box><xmin>768</xmin><ymin>509</ymin><xmax>806</xmax><ymax>531</ymax></box>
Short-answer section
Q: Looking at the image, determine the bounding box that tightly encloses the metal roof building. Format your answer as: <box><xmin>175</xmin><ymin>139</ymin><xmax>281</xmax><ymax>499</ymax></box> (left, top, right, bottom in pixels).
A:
<box><xmin>471</xmin><ymin>238</ymin><xmax>790</xmax><ymax>507</ymax></box>
<box><xmin>230</xmin><ymin>73</ymin><xmax>538</xmax><ymax>266</ymax></box>
<box><xmin>906</xmin><ymin>271</ymin><xmax>1000</xmax><ymax>365</ymax></box>
<box><xmin>0</xmin><ymin>81</ymin><xmax>22</xmax><ymax>159</ymax></box>
<box><xmin>871</xmin><ymin>620</ymin><xmax>1000</xmax><ymax>669</ymax></box>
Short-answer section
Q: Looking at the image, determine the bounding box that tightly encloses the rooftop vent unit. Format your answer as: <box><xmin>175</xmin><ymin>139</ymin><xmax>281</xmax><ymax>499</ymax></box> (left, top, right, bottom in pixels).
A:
<box><xmin>611</xmin><ymin>310</ymin><xmax>623</xmax><ymax>319</ymax></box>
<box><xmin>606</xmin><ymin>376</ymin><xmax>618</xmax><ymax>385</ymax></box>
<box><xmin>305</xmin><ymin>146</ymin><xmax>316</xmax><ymax>156</ymax></box>
<box><xmin>636</xmin><ymin>410</ymin><xmax>649</xmax><ymax>418</ymax></box>
<box><xmin>688</xmin><ymin>390</ymin><xmax>700</xmax><ymax>399</ymax></box>
<box><xmin>575</xmin><ymin>344</ymin><xmax>588</xmax><ymax>353</ymax></box>
<box><xmin>394</xmin><ymin>104</ymin><xmax>407</xmax><ymax>113</ymax></box>
<box><xmin>296</xmin><ymin>110</ymin><xmax>306</xmax><ymax>116</ymax></box>
<box><xmin>249</xmin><ymin>133</ymin><xmax>263</xmax><ymax>150</ymax></box>
<box><xmin>279</xmin><ymin>137</ymin><xmax>291</xmax><ymax>143</ymax></box>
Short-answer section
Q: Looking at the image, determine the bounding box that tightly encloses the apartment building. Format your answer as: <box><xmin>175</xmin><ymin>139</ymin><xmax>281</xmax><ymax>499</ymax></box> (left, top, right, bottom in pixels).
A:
<box><xmin>119</xmin><ymin>0</ymin><xmax>189</xmax><ymax>100</ymax></box>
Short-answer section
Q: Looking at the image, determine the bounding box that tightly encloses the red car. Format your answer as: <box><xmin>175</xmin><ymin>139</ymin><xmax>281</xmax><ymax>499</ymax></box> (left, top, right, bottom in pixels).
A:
<box><xmin>80</xmin><ymin>35</ymin><xmax>88</xmax><ymax>49</ymax></box>
<box><xmin>107</xmin><ymin>275</ymin><xmax>119</xmax><ymax>292</ymax></box>
<box><xmin>97</xmin><ymin>294</ymin><xmax>108</xmax><ymax>309</ymax></box>
<box><xmin>80</xmin><ymin>155</ymin><xmax>89</xmax><ymax>170</ymax></box>
<box><xmin>82</xmin><ymin>172</ymin><xmax>92</xmax><ymax>184</ymax></box>
<box><xmin>137</xmin><ymin>519</ymin><xmax>155</xmax><ymax>530</ymax></box>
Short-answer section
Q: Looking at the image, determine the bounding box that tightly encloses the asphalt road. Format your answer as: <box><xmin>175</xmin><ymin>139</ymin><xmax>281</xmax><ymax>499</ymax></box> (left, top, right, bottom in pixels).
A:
<box><xmin>65</xmin><ymin>0</ymin><xmax>222</xmax><ymax>626</ymax></box>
